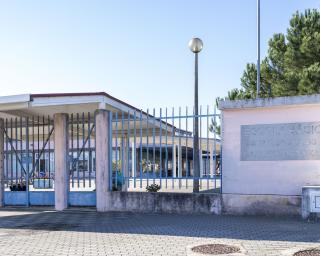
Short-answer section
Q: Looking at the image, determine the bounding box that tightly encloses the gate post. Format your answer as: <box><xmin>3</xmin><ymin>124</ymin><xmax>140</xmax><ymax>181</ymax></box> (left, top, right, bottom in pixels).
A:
<box><xmin>54</xmin><ymin>113</ymin><xmax>69</xmax><ymax>211</ymax></box>
<box><xmin>95</xmin><ymin>109</ymin><xmax>112</xmax><ymax>212</ymax></box>
<box><xmin>0</xmin><ymin>119</ymin><xmax>4</xmax><ymax>207</ymax></box>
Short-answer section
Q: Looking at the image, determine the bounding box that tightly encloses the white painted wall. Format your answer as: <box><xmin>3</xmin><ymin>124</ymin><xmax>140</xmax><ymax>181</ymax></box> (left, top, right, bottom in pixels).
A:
<box><xmin>222</xmin><ymin>104</ymin><xmax>320</xmax><ymax>196</ymax></box>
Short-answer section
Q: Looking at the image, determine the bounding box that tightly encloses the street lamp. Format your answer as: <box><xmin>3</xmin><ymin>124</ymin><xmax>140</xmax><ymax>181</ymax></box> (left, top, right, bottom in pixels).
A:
<box><xmin>189</xmin><ymin>38</ymin><xmax>203</xmax><ymax>193</ymax></box>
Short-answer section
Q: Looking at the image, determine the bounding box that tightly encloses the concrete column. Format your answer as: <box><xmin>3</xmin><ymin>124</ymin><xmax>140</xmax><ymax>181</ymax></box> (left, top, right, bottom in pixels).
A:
<box><xmin>95</xmin><ymin>109</ymin><xmax>111</xmax><ymax>212</ymax></box>
<box><xmin>121</xmin><ymin>134</ymin><xmax>129</xmax><ymax>191</ymax></box>
<box><xmin>54</xmin><ymin>113</ymin><xmax>69</xmax><ymax>211</ymax></box>
<box><xmin>0</xmin><ymin>119</ymin><xmax>4</xmax><ymax>207</ymax></box>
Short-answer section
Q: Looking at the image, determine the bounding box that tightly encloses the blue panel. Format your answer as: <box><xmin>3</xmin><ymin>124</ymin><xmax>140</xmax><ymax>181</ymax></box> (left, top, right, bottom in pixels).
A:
<box><xmin>29</xmin><ymin>191</ymin><xmax>55</xmax><ymax>206</ymax></box>
<box><xmin>5</xmin><ymin>192</ymin><xmax>27</xmax><ymax>205</ymax></box>
<box><xmin>69</xmin><ymin>192</ymin><xmax>96</xmax><ymax>206</ymax></box>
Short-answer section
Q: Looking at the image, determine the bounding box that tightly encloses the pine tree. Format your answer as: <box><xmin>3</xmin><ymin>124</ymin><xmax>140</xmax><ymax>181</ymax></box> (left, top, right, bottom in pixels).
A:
<box><xmin>224</xmin><ymin>9</ymin><xmax>320</xmax><ymax>100</ymax></box>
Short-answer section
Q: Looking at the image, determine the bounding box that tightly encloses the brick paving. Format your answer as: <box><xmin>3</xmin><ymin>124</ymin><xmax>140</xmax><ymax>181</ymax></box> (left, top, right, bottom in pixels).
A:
<box><xmin>0</xmin><ymin>208</ymin><xmax>319</xmax><ymax>256</ymax></box>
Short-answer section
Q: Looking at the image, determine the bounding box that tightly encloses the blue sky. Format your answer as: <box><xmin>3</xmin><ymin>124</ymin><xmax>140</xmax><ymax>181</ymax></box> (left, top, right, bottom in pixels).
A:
<box><xmin>0</xmin><ymin>0</ymin><xmax>319</xmax><ymax>110</ymax></box>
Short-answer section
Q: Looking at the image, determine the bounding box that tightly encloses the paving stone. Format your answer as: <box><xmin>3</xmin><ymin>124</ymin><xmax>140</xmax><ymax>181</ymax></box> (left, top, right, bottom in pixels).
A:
<box><xmin>0</xmin><ymin>209</ymin><xmax>318</xmax><ymax>256</ymax></box>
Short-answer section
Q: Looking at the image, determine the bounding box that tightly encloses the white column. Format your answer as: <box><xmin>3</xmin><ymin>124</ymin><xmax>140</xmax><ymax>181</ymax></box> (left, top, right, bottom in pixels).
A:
<box><xmin>0</xmin><ymin>119</ymin><xmax>4</xmax><ymax>207</ymax></box>
<box><xmin>95</xmin><ymin>109</ymin><xmax>111</xmax><ymax>212</ymax></box>
<box><xmin>54</xmin><ymin>113</ymin><xmax>69</xmax><ymax>211</ymax></box>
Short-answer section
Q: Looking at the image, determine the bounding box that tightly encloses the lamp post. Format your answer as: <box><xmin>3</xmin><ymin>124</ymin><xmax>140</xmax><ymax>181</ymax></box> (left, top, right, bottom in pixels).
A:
<box><xmin>189</xmin><ymin>38</ymin><xmax>203</xmax><ymax>193</ymax></box>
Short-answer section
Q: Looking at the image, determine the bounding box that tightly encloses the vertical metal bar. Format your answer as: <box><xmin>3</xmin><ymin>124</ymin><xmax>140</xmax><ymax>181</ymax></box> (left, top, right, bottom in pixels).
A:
<box><xmin>199</xmin><ymin>105</ymin><xmax>202</xmax><ymax>190</ymax></box>
<box><xmin>5</xmin><ymin>119</ymin><xmax>8</xmax><ymax>188</ymax></box>
<box><xmin>71</xmin><ymin>113</ymin><xmax>74</xmax><ymax>188</ymax></box>
<box><xmin>88</xmin><ymin>112</ymin><xmax>92</xmax><ymax>188</ymax></box>
<box><xmin>20</xmin><ymin>117</ymin><xmax>22</xmax><ymax>189</ymax></box>
<box><xmin>185</xmin><ymin>107</ymin><xmax>188</xmax><ymax>189</ymax></box>
<box><xmin>171</xmin><ymin>107</ymin><xmax>174</xmax><ymax>189</ymax></box>
<box><xmin>37</xmin><ymin>116</ymin><xmax>40</xmax><ymax>187</ymax></box>
<box><xmin>115</xmin><ymin>112</ymin><xmax>119</xmax><ymax>190</ymax></box>
<box><xmin>10</xmin><ymin>118</ymin><xmax>13</xmax><ymax>187</ymax></box>
<box><xmin>178</xmin><ymin>107</ymin><xmax>182</xmax><ymax>189</ymax></box>
<box><xmin>127</xmin><ymin>110</ymin><xmax>130</xmax><ymax>189</ymax></box>
<box><xmin>93</xmin><ymin>111</ymin><xmax>97</xmax><ymax>190</ymax></box>
<box><xmin>214</xmin><ymin>106</ymin><xmax>217</xmax><ymax>191</ymax></box>
<box><xmin>159</xmin><ymin>108</ymin><xmax>162</xmax><ymax>189</ymax></box>
<box><xmin>26</xmin><ymin>118</ymin><xmax>30</xmax><ymax>206</ymax></box>
<box><xmin>121</xmin><ymin>111</ymin><xmax>124</xmax><ymax>189</ymax></box>
<box><xmin>42</xmin><ymin>116</ymin><xmax>45</xmax><ymax>185</ymax></box>
<box><xmin>82</xmin><ymin>112</ymin><xmax>85</xmax><ymax>188</ymax></box>
<box><xmin>206</xmin><ymin>105</ymin><xmax>209</xmax><ymax>190</ymax></box>
<box><xmin>257</xmin><ymin>0</ymin><xmax>261</xmax><ymax>98</ymax></box>
<box><xmin>152</xmin><ymin>108</ymin><xmax>156</xmax><ymax>185</ymax></box>
<box><xmin>139</xmin><ymin>110</ymin><xmax>142</xmax><ymax>188</ymax></box>
<box><xmin>76</xmin><ymin>113</ymin><xmax>80</xmax><ymax>188</ymax></box>
<box><xmin>32</xmin><ymin>116</ymin><xmax>35</xmax><ymax>184</ymax></box>
<box><xmin>146</xmin><ymin>109</ymin><xmax>149</xmax><ymax>187</ymax></box>
<box><xmin>220</xmin><ymin>141</ymin><xmax>223</xmax><ymax>194</ymax></box>
<box><xmin>48</xmin><ymin>116</ymin><xmax>51</xmax><ymax>188</ymax></box>
<box><xmin>15</xmin><ymin>118</ymin><xmax>18</xmax><ymax>185</ymax></box>
<box><xmin>109</xmin><ymin>112</ymin><xmax>113</xmax><ymax>190</ymax></box>
<box><xmin>133</xmin><ymin>110</ymin><xmax>136</xmax><ymax>188</ymax></box>
<box><xmin>165</xmin><ymin>108</ymin><xmax>168</xmax><ymax>189</ymax></box>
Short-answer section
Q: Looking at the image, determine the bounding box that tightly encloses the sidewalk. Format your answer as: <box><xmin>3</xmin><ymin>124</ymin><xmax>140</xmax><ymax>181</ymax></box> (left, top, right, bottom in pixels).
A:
<box><xmin>0</xmin><ymin>208</ymin><xmax>319</xmax><ymax>256</ymax></box>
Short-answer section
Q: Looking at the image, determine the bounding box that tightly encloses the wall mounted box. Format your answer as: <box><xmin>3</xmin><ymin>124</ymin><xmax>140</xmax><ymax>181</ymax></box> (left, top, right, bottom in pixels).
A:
<box><xmin>302</xmin><ymin>186</ymin><xmax>320</xmax><ymax>219</ymax></box>
<box><xmin>309</xmin><ymin>191</ymin><xmax>320</xmax><ymax>213</ymax></box>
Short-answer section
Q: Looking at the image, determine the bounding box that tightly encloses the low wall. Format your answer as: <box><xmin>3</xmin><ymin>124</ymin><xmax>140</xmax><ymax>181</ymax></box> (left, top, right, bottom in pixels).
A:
<box><xmin>222</xmin><ymin>194</ymin><xmax>301</xmax><ymax>216</ymax></box>
<box><xmin>4</xmin><ymin>191</ymin><xmax>96</xmax><ymax>207</ymax></box>
<box><xmin>104</xmin><ymin>192</ymin><xmax>222</xmax><ymax>214</ymax></box>
<box><xmin>4</xmin><ymin>191</ymin><xmax>55</xmax><ymax>206</ymax></box>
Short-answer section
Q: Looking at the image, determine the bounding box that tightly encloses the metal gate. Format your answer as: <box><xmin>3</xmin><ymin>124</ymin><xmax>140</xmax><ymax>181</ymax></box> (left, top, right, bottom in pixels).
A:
<box><xmin>68</xmin><ymin>112</ymin><xmax>96</xmax><ymax>206</ymax></box>
<box><xmin>4</xmin><ymin>116</ymin><xmax>54</xmax><ymax>206</ymax></box>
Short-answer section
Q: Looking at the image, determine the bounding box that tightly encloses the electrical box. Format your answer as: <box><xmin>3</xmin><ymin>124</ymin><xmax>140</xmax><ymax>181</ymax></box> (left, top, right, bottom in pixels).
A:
<box><xmin>310</xmin><ymin>191</ymin><xmax>320</xmax><ymax>213</ymax></box>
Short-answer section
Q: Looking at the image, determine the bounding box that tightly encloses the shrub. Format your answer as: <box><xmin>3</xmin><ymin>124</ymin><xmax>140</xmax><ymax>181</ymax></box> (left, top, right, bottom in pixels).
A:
<box><xmin>146</xmin><ymin>184</ymin><xmax>161</xmax><ymax>192</ymax></box>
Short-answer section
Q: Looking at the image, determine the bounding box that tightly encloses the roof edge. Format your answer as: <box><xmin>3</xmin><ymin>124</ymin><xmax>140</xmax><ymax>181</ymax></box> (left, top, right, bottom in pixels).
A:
<box><xmin>218</xmin><ymin>94</ymin><xmax>320</xmax><ymax>110</ymax></box>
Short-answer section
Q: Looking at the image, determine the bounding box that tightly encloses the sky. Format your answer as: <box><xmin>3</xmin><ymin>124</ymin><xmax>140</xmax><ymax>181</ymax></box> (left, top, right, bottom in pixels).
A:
<box><xmin>0</xmin><ymin>0</ymin><xmax>319</xmax><ymax>110</ymax></box>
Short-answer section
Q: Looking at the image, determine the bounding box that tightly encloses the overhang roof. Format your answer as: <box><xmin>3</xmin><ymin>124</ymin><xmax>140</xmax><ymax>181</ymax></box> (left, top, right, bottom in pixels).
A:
<box><xmin>0</xmin><ymin>92</ymin><xmax>193</xmax><ymax>136</ymax></box>
<box><xmin>0</xmin><ymin>92</ymin><xmax>147</xmax><ymax>118</ymax></box>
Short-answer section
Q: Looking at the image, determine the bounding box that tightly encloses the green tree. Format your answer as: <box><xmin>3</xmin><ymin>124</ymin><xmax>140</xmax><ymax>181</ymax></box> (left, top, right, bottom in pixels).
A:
<box><xmin>223</xmin><ymin>9</ymin><xmax>320</xmax><ymax>101</ymax></box>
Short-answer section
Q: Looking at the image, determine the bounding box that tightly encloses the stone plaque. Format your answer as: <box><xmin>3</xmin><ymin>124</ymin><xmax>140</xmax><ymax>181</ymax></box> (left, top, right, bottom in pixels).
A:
<box><xmin>241</xmin><ymin>122</ymin><xmax>320</xmax><ymax>161</ymax></box>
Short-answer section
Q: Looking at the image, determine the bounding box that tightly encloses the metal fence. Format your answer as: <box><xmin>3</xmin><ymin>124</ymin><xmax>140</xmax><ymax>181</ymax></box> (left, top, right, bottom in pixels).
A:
<box><xmin>68</xmin><ymin>112</ymin><xmax>96</xmax><ymax>191</ymax></box>
<box><xmin>111</xmin><ymin>106</ymin><xmax>221</xmax><ymax>193</ymax></box>
<box><xmin>4</xmin><ymin>116</ymin><xmax>54</xmax><ymax>191</ymax></box>
<box><xmin>3</xmin><ymin>105</ymin><xmax>221</xmax><ymax>194</ymax></box>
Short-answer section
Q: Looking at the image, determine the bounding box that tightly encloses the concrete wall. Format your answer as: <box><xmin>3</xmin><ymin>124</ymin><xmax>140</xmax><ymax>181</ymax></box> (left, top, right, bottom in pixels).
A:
<box><xmin>221</xmin><ymin>104</ymin><xmax>320</xmax><ymax>196</ymax></box>
<box><xmin>222</xmin><ymin>194</ymin><xmax>301</xmax><ymax>216</ymax></box>
<box><xmin>104</xmin><ymin>192</ymin><xmax>221</xmax><ymax>214</ymax></box>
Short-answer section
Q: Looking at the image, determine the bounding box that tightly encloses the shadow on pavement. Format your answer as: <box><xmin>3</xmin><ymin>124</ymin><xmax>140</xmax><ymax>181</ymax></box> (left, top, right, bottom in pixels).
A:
<box><xmin>0</xmin><ymin>207</ymin><xmax>319</xmax><ymax>243</ymax></box>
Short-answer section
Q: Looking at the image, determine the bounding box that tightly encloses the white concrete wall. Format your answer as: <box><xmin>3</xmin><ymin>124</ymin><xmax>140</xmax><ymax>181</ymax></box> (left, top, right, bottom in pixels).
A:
<box><xmin>222</xmin><ymin>104</ymin><xmax>320</xmax><ymax>196</ymax></box>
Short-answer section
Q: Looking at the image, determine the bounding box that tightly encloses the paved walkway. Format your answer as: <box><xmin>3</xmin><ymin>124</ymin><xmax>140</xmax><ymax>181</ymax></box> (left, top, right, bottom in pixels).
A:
<box><xmin>0</xmin><ymin>208</ymin><xmax>319</xmax><ymax>256</ymax></box>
